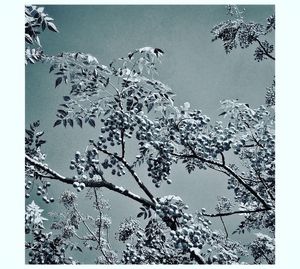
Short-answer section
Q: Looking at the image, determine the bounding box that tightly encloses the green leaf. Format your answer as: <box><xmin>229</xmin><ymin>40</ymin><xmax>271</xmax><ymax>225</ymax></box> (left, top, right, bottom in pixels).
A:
<box><xmin>55</xmin><ymin>77</ymin><xmax>62</xmax><ymax>88</ymax></box>
<box><xmin>63</xmin><ymin>96</ymin><xmax>71</xmax><ymax>101</ymax></box>
<box><xmin>63</xmin><ymin>119</ymin><xmax>67</xmax><ymax>127</ymax></box>
<box><xmin>76</xmin><ymin>246</ymin><xmax>83</xmax><ymax>252</ymax></box>
<box><xmin>88</xmin><ymin>119</ymin><xmax>96</xmax><ymax>128</ymax></box>
<box><xmin>47</xmin><ymin>21</ymin><xmax>59</xmax><ymax>32</ymax></box>
<box><xmin>53</xmin><ymin>120</ymin><xmax>62</xmax><ymax>127</ymax></box>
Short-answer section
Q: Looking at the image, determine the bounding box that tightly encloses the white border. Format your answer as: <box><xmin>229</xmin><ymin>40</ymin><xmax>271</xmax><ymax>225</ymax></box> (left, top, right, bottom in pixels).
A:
<box><xmin>2</xmin><ymin>0</ymin><xmax>300</xmax><ymax>268</ymax></box>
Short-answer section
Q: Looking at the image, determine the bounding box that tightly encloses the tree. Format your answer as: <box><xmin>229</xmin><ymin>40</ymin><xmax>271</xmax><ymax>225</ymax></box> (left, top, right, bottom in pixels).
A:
<box><xmin>25</xmin><ymin>5</ymin><xmax>275</xmax><ymax>264</ymax></box>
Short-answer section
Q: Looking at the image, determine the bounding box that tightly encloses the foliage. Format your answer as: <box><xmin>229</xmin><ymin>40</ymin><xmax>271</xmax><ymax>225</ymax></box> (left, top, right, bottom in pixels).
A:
<box><xmin>211</xmin><ymin>5</ymin><xmax>275</xmax><ymax>61</ymax></box>
<box><xmin>25</xmin><ymin>201</ymin><xmax>78</xmax><ymax>264</ymax></box>
<box><xmin>25</xmin><ymin>5</ymin><xmax>275</xmax><ymax>264</ymax></box>
<box><xmin>248</xmin><ymin>233</ymin><xmax>275</xmax><ymax>264</ymax></box>
<box><xmin>25</xmin><ymin>5</ymin><xmax>59</xmax><ymax>64</ymax></box>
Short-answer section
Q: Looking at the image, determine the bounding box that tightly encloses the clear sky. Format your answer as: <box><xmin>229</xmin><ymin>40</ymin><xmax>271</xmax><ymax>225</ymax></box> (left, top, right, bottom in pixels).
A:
<box><xmin>25</xmin><ymin>5</ymin><xmax>274</xmax><ymax>263</ymax></box>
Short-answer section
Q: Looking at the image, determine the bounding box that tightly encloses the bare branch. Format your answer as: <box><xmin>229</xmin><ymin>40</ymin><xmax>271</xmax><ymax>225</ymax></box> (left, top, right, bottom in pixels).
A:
<box><xmin>203</xmin><ymin>207</ymin><xmax>270</xmax><ymax>218</ymax></box>
<box><xmin>220</xmin><ymin>216</ymin><xmax>228</xmax><ymax>238</ymax></box>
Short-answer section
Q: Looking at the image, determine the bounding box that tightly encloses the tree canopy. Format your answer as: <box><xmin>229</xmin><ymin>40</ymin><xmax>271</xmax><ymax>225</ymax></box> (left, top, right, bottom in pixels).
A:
<box><xmin>25</xmin><ymin>5</ymin><xmax>275</xmax><ymax>264</ymax></box>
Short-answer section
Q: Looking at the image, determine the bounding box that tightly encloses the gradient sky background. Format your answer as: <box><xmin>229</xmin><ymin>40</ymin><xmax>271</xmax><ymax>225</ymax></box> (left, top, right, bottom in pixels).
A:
<box><xmin>25</xmin><ymin>5</ymin><xmax>274</xmax><ymax>263</ymax></box>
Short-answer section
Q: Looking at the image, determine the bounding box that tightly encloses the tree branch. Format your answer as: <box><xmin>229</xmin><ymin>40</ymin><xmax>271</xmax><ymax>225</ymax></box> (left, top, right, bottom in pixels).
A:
<box><xmin>93</xmin><ymin>188</ymin><xmax>111</xmax><ymax>264</ymax></box>
<box><xmin>203</xmin><ymin>207</ymin><xmax>270</xmax><ymax>218</ymax></box>
<box><xmin>219</xmin><ymin>216</ymin><xmax>228</xmax><ymax>238</ymax></box>
<box><xmin>255</xmin><ymin>38</ymin><xmax>275</xmax><ymax>61</ymax></box>
<box><xmin>180</xmin><ymin>145</ymin><xmax>272</xmax><ymax>210</ymax></box>
<box><xmin>120</xmin><ymin>128</ymin><xmax>125</xmax><ymax>159</ymax></box>
<box><xmin>25</xmin><ymin>154</ymin><xmax>155</xmax><ymax>209</ymax></box>
<box><xmin>255</xmin><ymin>170</ymin><xmax>275</xmax><ymax>201</ymax></box>
<box><xmin>92</xmin><ymin>143</ymin><xmax>156</xmax><ymax>203</ymax></box>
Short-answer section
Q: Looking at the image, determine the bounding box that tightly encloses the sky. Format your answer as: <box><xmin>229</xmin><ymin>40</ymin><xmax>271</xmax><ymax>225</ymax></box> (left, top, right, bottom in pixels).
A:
<box><xmin>25</xmin><ymin>5</ymin><xmax>275</xmax><ymax>263</ymax></box>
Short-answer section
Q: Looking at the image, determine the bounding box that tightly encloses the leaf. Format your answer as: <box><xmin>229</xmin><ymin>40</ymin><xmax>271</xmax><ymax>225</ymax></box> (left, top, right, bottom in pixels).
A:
<box><xmin>49</xmin><ymin>65</ymin><xmax>55</xmax><ymax>73</ymax></box>
<box><xmin>60</xmin><ymin>104</ymin><xmax>69</xmax><ymax>108</ymax></box>
<box><xmin>25</xmin><ymin>34</ymin><xmax>33</xmax><ymax>44</ymax></box>
<box><xmin>76</xmin><ymin>117</ymin><xmax>83</xmax><ymax>128</ymax></box>
<box><xmin>127</xmin><ymin>99</ymin><xmax>133</xmax><ymax>110</ymax></box>
<box><xmin>104</xmin><ymin>109</ymin><xmax>111</xmax><ymax>116</ymax></box>
<box><xmin>68</xmin><ymin>118</ymin><xmax>74</xmax><ymax>127</ymax></box>
<box><xmin>104</xmin><ymin>77</ymin><xmax>110</xmax><ymax>87</ymax></box>
<box><xmin>63</xmin><ymin>96</ymin><xmax>71</xmax><ymax>101</ymax></box>
<box><xmin>36</xmin><ymin>7</ymin><xmax>44</xmax><ymax>13</ymax></box>
<box><xmin>41</xmin><ymin>20</ymin><xmax>46</xmax><ymax>31</ymax></box>
<box><xmin>88</xmin><ymin>119</ymin><xmax>96</xmax><ymax>128</ymax></box>
<box><xmin>146</xmin><ymin>102</ymin><xmax>154</xmax><ymax>113</ymax></box>
<box><xmin>57</xmin><ymin>109</ymin><xmax>68</xmax><ymax>117</ymax></box>
<box><xmin>55</xmin><ymin>77</ymin><xmax>62</xmax><ymax>88</ymax></box>
<box><xmin>154</xmin><ymin>48</ymin><xmax>164</xmax><ymax>57</ymax></box>
<box><xmin>35</xmin><ymin>131</ymin><xmax>44</xmax><ymax>138</ymax></box>
<box><xmin>25</xmin><ymin>129</ymin><xmax>34</xmax><ymax>137</ymax></box>
<box><xmin>218</xmin><ymin>111</ymin><xmax>227</xmax><ymax>116</ymax></box>
<box><xmin>63</xmin><ymin>119</ymin><xmax>67</xmax><ymax>127</ymax></box>
<box><xmin>35</xmin><ymin>35</ymin><xmax>41</xmax><ymax>47</ymax></box>
<box><xmin>33</xmin><ymin>121</ymin><xmax>40</xmax><ymax>127</ymax></box>
<box><xmin>53</xmin><ymin>120</ymin><xmax>62</xmax><ymax>127</ymax></box>
<box><xmin>47</xmin><ymin>21</ymin><xmax>59</xmax><ymax>32</ymax></box>
<box><xmin>76</xmin><ymin>246</ymin><xmax>83</xmax><ymax>252</ymax></box>
<box><xmin>137</xmin><ymin>212</ymin><xmax>144</xmax><ymax>218</ymax></box>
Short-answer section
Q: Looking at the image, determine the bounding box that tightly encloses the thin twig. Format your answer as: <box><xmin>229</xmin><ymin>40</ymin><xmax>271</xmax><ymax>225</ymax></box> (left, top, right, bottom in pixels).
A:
<box><xmin>220</xmin><ymin>216</ymin><xmax>228</xmax><ymax>238</ymax></box>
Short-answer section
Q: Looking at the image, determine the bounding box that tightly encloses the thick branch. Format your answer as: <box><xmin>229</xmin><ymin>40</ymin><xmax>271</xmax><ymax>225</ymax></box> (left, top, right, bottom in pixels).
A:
<box><xmin>25</xmin><ymin>154</ymin><xmax>155</xmax><ymax>209</ymax></box>
<box><xmin>120</xmin><ymin>158</ymin><xmax>156</xmax><ymax>203</ymax></box>
<box><xmin>203</xmin><ymin>207</ymin><xmax>270</xmax><ymax>218</ymax></box>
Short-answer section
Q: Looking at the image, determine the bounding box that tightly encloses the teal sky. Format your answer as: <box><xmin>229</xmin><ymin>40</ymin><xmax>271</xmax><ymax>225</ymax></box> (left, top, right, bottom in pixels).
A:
<box><xmin>25</xmin><ymin>5</ymin><xmax>275</xmax><ymax>263</ymax></box>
